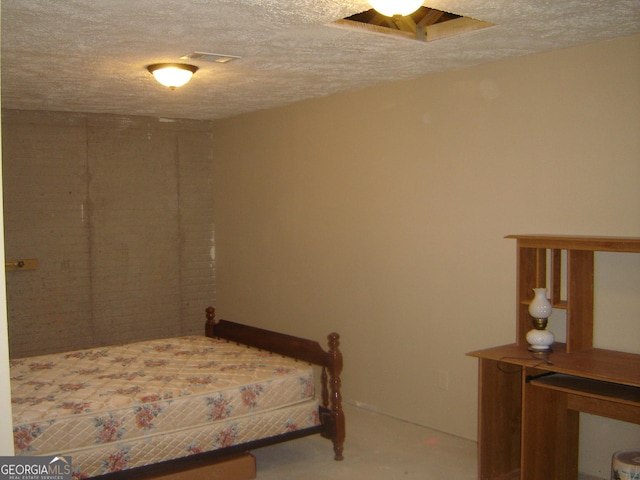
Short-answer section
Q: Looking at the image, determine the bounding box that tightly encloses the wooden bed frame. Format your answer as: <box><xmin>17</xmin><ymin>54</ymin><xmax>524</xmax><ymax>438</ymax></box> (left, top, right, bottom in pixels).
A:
<box><xmin>95</xmin><ymin>307</ymin><xmax>345</xmax><ymax>479</ymax></box>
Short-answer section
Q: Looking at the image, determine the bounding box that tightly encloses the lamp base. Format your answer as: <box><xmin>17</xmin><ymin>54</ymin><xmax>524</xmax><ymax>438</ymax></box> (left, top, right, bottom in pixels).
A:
<box><xmin>526</xmin><ymin>328</ymin><xmax>554</xmax><ymax>352</ymax></box>
<box><xmin>528</xmin><ymin>345</ymin><xmax>553</xmax><ymax>353</ymax></box>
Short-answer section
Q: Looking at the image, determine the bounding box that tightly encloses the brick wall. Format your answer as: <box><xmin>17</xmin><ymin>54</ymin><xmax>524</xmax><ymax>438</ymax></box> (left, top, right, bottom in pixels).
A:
<box><xmin>2</xmin><ymin>110</ymin><xmax>215</xmax><ymax>358</ymax></box>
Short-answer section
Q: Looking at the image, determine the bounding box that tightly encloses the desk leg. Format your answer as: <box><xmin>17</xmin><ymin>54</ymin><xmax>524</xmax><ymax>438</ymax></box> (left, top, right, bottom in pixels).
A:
<box><xmin>521</xmin><ymin>374</ymin><xmax>579</xmax><ymax>480</ymax></box>
<box><xmin>477</xmin><ymin>358</ymin><xmax>521</xmax><ymax>479</ymax></box>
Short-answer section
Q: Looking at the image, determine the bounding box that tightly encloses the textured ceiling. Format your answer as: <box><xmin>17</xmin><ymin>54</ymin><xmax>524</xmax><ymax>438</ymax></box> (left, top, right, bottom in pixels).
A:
<box><xmin>2</xmin><ymin>0</ymin><xmax>640</xmax><ymax>121</ymax></box>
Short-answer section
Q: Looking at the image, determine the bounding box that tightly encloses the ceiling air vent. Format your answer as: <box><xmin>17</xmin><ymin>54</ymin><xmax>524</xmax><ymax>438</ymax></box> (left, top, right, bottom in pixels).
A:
<box><xmin>180</xmin><ymin>52</ymin><xmax>241</xmax><ymax>64</ymax></box>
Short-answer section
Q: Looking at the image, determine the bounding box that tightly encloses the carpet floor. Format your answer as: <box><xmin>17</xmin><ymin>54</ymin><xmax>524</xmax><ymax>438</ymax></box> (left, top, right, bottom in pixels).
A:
<box><xmin>252</xmin><ymin>404</ymin><xmax>477</xmax><ymax>479</ymax></box>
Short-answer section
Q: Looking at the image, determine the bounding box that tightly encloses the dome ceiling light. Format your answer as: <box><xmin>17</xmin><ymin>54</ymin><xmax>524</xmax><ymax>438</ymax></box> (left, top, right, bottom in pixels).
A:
<box><xmin>368</xmin><ymin>0</ymin><xmax>424</xmax><ymax>17</ymax></box>
<box><xmin>147</xmin><ymin>63</ymin><xmax>199</xmax><ymax>90</ymax></box>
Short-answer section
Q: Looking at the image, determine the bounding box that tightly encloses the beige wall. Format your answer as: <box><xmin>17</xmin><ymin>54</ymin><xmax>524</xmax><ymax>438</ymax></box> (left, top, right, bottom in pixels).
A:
<box><xmin>2</xmin><ymin>111</ymin><xmax>216</xmax><ymax>358</ymax></box>
<box><xmin>211</xmin><ymin>35</ymin><xmax>640</xmax><ymax>475</ymax></box>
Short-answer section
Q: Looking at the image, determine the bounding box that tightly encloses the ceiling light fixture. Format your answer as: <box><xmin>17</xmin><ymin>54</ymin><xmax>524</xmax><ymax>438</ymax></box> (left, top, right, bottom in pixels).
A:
<box><xmin>147</xmin><ymin>63</ymin><xmax>199</xmax><ymax>89</ymax></box>
<box><xmin>368</xmin><ymin>0</ymin><xmax>424</xmax><ymax>17</ymax></box>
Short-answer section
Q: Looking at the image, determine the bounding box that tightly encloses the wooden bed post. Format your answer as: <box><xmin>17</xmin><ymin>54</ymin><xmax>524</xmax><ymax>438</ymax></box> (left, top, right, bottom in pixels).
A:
<box><xmin>326</xmin><ymin>332</ymin><xmax>345</xmax><ymax>461</ymax></box>
<box><xmin>205</xmin><ymin>306</ymin><xmax>216</xmax><ymax>337</ymax></box>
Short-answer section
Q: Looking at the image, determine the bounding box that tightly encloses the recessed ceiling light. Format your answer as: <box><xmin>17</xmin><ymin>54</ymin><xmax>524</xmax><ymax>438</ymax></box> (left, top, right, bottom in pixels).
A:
<box><xmin>333</xmin><ymin>6</ymin><xmax>493</xmax><ymax>43</ymax></box>
<box><xmin>368</xmin><ymin>0</ymin><xmax>424</xmax><ymax>17</ymax></box>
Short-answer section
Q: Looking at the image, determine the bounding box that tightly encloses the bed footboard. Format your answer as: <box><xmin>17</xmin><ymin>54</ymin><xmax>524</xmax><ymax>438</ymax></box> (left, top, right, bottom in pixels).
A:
<box><xmin>205</xmin><ymin>307</ymin><xmax>345</xmax><ymax>460</ymax></box>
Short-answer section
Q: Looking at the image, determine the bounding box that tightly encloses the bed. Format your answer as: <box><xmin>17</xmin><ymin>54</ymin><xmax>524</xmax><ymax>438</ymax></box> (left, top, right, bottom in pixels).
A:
<box><xmin>10</xmin><ymin>307</ymin><xmax>345</xmax><ymax>479</ymax></box>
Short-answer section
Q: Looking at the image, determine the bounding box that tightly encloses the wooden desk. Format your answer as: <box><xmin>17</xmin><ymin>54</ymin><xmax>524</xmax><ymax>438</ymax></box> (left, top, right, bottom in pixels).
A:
<box><xmin>468</xmin><ymin>343</ymin><xmax>640</xmax><ymax>480</ymax></box>
<box><xmin>471</xmin><ymin>236</ymin><xmax>640</xmax><ymax>479</ymax></box>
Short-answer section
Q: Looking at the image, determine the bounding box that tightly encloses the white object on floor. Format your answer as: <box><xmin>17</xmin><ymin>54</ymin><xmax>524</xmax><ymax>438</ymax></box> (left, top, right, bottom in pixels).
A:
<box><xmin>612</xmin><ymin>450</ymin><xmax>640</xmax><ymax>480</ymax></box>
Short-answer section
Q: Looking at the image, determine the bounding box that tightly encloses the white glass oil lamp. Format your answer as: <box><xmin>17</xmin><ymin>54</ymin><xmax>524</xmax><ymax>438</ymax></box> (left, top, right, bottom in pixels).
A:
<box><xmin>526</xmin><ymin>288</ymin><xmax>554</xmax><ymax>352</ymax></box>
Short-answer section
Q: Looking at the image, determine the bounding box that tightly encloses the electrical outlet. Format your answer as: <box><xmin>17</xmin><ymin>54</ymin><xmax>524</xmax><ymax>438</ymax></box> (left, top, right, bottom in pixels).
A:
<box><xmin>438</xmin><ymin>370</ymin><xmax>449</xmax><ymax>391</ymax></box>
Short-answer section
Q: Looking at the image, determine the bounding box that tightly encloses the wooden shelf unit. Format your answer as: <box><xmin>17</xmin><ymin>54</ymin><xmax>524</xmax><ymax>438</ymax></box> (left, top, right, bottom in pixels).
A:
<box><xmin>468</xmin><ymin>235</ymin><xmax>640</xmax><ymax>480</ymax></box>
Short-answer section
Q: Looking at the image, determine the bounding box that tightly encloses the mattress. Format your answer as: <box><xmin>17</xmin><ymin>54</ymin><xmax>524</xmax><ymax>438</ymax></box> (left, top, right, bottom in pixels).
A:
<box><xmin>11</xmin><ymin>335</ymin><xmax>320</xmax><ymax>477</ymax></box>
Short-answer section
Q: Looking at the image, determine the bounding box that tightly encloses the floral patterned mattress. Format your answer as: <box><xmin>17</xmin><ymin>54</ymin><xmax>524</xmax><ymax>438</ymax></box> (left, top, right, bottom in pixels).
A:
<box><xmin>11</xmin><ymin>335</ymin><xmax>320</xmax><ymax>478</ymax></box>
